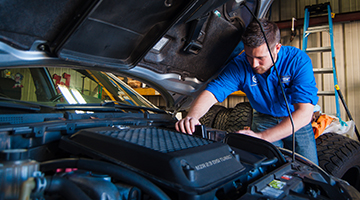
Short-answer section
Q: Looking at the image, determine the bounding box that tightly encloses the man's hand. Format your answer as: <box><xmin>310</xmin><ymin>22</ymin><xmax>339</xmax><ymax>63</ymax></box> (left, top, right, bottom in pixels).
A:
<box><xmin>237</xmin><ymin>103</ymin><xmax>314</xmax><ymax>143</ymax></box>
<box><xmin>175</xmin><ymin>116</ymin><xmax>201</xmax><ymax>134</ymax></box>
<box><xmin>175</xmin><ymin>90</ymin><xmax>218</xmax><ymax>134</ymax></box>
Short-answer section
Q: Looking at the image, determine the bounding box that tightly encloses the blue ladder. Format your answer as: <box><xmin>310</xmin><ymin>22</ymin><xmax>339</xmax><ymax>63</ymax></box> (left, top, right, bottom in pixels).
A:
<box><xmin>302</xmin><ymin>2</ymin><xmax>342</xmax><ymax>122</ymax></box>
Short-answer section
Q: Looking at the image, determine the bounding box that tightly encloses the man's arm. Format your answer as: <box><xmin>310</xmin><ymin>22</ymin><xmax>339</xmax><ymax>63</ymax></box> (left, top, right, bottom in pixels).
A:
<box><xmin>238</xmin><ymin>103</ymin><xmax>314</xmax><ymax>142</ymax></box>
<box><xmin>175</xmin><ymin>90</ymin><xmax>218</xmax><ymax>134</ymax></box>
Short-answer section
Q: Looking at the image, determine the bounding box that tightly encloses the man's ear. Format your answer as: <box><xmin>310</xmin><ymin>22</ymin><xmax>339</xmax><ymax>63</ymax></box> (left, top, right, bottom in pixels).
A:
<box><xmin>275</xmin><ymin>43</ymin><xmax>282</xmax><ymax>53</ymax></box>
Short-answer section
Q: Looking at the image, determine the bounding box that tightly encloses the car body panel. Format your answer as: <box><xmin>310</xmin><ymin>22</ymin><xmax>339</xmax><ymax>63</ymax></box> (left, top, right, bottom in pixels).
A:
<box><xmin>0</xmin><ymin>0</ymin><xmax>273</xmax><ymax>110</ymax></box>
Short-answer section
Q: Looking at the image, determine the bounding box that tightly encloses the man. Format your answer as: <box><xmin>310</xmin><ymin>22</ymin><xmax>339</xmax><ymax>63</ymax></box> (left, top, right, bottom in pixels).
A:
<box><xmin>175</xmin><ymin>19</ymin><xmax>319</xmax><ymax>164</ymax></box>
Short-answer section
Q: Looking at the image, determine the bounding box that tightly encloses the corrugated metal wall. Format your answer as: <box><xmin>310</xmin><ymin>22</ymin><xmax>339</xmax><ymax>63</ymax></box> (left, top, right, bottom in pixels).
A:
<box><xmin>270</xmin><ymin>0</ymin><xmax>360</xmax><ymax>128</ymax></box>
<box><xmin>47</xmin><ymin>68</ymin><xmax>99</xmax><ymax>97</ymax></box>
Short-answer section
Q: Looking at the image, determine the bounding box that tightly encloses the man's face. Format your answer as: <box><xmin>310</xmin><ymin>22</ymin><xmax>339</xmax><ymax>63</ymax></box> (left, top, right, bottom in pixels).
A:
<box><xmin>244</xmin><ymin>43</ymin><xmax>281</xmax><ymax>74</ymax></box>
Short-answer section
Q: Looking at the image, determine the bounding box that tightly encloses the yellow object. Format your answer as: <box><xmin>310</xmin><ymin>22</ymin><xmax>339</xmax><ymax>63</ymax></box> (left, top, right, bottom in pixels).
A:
<box><xmin>134</xmin><ymin>88</ymin><xmax>159</xmax><ymax>95</ymax></box>
<box><xmin>231</xmin><ymin>91</ymin><xmax>246</xmax><ymax>96</ymax></box>
<box><xmin>18</xmin><ymin>177</ymin><xmax>36</xmax><ymax>200</ymax></box>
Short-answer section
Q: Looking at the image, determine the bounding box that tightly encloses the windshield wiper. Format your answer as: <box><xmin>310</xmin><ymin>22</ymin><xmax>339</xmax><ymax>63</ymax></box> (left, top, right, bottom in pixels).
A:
<box><xmin>55</xmin><ymin>101</ymin><xmax>167</xmax><ymax>113</ymax></box>
<box><xmin>0</xmin><ymin>102</ymin><xmax>40</xmax><ymax>111</ymax></box>
<box><xmin>106</xmin><ymin>101</ymin><xmax>167</xmax><ymax>113</ymax></box>
<box><xmin>0</xmin><ymin>96</ymin><xmax>54</xmax><ymax>111</ymax></box>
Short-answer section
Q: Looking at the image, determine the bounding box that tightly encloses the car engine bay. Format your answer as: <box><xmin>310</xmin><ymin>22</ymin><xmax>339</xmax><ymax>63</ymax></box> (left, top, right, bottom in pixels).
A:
<box><xmin>1</xmin><ymin>113</ymin><xmax>359</xmax><ymax>199</ymax></box>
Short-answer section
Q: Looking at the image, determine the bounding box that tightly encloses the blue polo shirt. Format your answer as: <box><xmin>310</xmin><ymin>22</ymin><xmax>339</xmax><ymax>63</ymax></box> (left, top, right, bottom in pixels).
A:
<box><xmin>206</xmin><ymin>46</ymin><xmax>318</xmax><ymax>117</ymax></box>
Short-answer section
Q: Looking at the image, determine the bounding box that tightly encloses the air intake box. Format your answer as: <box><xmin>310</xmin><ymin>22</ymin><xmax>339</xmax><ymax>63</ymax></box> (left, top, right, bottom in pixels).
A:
<box><xmin>60</xmin><ymin>127</ymin><xmax>246</xmax><ymax>195</ymax></box>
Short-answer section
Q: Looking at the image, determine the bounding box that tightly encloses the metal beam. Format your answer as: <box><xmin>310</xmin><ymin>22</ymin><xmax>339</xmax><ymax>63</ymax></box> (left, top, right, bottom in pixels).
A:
<box><xmin>276</xmin><ymin>11</ymin><xmax>360</xmax><ymax>30</ymax></box>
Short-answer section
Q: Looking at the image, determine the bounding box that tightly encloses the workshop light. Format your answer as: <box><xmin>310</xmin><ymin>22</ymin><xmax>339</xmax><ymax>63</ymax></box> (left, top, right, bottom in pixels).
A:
<box><xmin>71</xmin><ymin>88</ymin><xmax>86</xmax><ymax>104</ymax></box>
<box><xmin>58</xmin><ymin>85</ymin><xmax>77</xmax><ymax>104</ymax></box>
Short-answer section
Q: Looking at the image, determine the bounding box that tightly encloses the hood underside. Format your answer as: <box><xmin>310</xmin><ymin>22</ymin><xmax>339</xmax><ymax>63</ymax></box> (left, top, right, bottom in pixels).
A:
<box><xmin>0</xmin><ymin>0</ymin><xmax>273</xmax><ymax>110</ymax></box>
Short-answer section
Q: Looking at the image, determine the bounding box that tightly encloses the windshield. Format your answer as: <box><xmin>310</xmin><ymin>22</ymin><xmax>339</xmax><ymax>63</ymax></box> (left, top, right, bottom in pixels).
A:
<box><xmin>0</xmin><ymin>67</ymin><xmax>158</xmax><ymax>111</ymax></box>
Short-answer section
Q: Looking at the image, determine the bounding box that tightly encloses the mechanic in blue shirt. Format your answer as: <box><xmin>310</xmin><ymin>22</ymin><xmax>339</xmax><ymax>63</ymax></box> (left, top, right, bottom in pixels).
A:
<box><xmin>176</xmin><ymin>19</ymin><xmax>319</xmax><ymax>164</ymax></box>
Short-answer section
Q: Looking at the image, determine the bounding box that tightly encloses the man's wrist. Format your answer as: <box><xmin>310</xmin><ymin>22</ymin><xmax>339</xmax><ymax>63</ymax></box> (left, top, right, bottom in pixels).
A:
<box><xmin>258</xmin><ymin>131</ymin><xmax>270</xmax><ymax>142</ymax></box>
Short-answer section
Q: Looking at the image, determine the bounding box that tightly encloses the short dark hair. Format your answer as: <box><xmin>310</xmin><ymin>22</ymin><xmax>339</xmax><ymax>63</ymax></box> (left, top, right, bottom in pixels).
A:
<box><xmin>242</xmin><ymin>18</ymin><xmax>280</xmax><ymax>48</ymax></box>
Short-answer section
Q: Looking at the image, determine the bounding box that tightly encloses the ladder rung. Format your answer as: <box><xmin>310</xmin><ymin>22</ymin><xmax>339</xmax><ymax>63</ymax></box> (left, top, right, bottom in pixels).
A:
<box><xmin>306</xmin><ymin>46</ymin><xmax>331</xmax><ymax>53</ymax></box>
<box><xmin>318</xmin><ymin>91</ymin><xmax>335</xmax><ymax>96</ymax></box>
<box><xmin>313</xmin><ymin>68</ymin><xmax>333</xmax><ymax>73</ymax></box>
<box><xmin>303</xmin><ymin>3</ymin><xmax>342</xmax><ymax>121</ymax></box>
<box><xmin>305</xmin><ymin>25</ymin><xmax>329</xmax><ymax>34</ymax></box>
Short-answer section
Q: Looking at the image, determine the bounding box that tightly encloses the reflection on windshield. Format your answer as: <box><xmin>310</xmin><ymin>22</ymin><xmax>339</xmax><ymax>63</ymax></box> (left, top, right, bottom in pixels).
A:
<box><xmin>58</xmin><ymin>84</ymin><xmax>87</xmax><ymax>104</ymax></box>
<box><xmin>0</xmin><ymin>68</ymin><xmax>157</xmax><ymax>109</ymax></box>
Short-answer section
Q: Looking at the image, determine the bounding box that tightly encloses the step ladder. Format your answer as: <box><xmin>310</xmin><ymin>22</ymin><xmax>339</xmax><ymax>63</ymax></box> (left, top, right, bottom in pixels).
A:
<box><xmin>302</xmin><ymin>2</ymin><xmax>342</xmax><ymax>121</ymax></box>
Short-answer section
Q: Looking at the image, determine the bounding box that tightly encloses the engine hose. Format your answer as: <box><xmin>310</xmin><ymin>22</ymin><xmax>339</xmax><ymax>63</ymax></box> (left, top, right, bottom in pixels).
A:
<box><xmin>261</xmin><ymin>157</ymin><xmax>278</xmax><ymax>166</ymax></box>
<box><xmin>41</xmin><ymin>158</ymin><xmax>171</xmax><ymax>200</ymax></box>
<box><xmin>45</xmin><ymin>176</ymin><xmax>92</xmax><ymax>200</ymax></box>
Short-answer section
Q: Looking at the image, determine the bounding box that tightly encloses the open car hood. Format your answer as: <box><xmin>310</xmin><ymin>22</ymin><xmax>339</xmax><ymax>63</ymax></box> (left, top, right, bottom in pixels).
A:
<box><xmin>0</xmin><ymin>0</ymin><xmax>273</xmax><ymax>111</ymax></box>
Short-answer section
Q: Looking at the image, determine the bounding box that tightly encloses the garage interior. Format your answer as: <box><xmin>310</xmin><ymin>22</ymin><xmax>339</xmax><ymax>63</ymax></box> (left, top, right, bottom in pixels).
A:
<box><xmin>2</xmin><ymin>0</ymin><xmax>360</xmax><ymax>198</ymax></box>
<box><xmin>130</xmin><ymin>0</ymin><xmax>360</xmax><ymax>141</ymax></box>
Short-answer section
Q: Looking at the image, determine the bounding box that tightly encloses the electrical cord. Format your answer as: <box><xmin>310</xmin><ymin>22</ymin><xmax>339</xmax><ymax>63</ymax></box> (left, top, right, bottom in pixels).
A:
<box><xmin>241</xmin><ymin>3</ymin><xmax>296</xmax><ymax>162</ymax></box>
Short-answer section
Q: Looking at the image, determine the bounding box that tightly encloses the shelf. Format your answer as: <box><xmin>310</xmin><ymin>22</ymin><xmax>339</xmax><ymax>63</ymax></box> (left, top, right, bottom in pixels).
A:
<box><xmin>133</xmin><ymin>88</ymin><xmax>160</xmax><ymax>95</ymax></box>
<box><xmin>134</xmin><ymin>88</ymin><xmax>246</xmax><ymax>96</ymax></box>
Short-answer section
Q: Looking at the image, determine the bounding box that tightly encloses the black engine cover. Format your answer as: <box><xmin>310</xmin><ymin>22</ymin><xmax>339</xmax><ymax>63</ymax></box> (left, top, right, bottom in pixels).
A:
<box><xmin>60</xmin><ymin>126</ymin><xmax>246</xmax><ymax>195</ymax></box>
